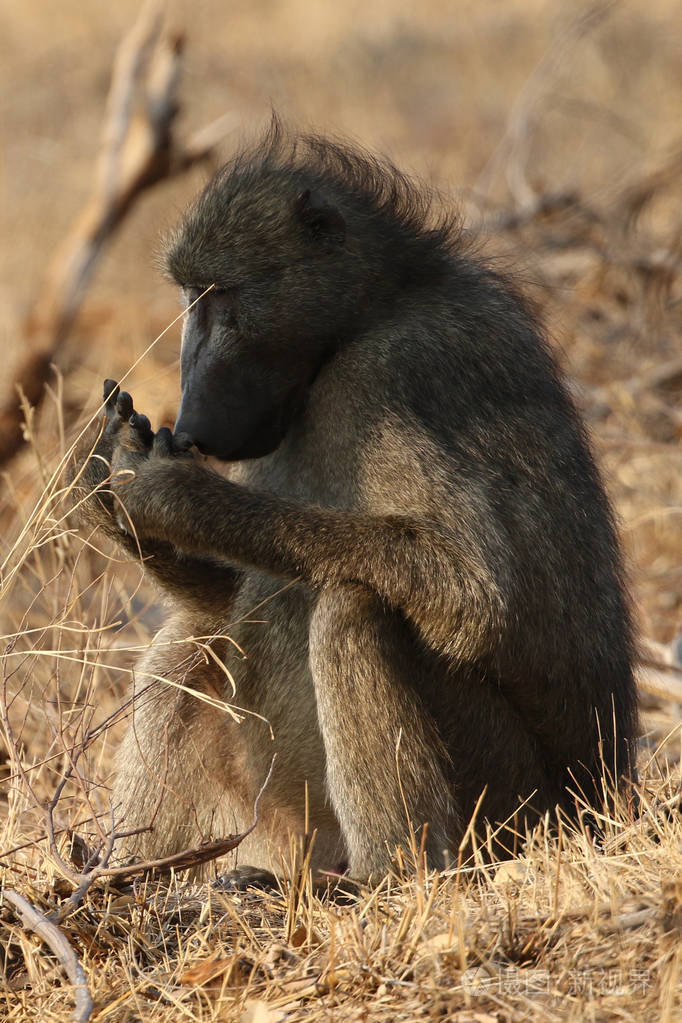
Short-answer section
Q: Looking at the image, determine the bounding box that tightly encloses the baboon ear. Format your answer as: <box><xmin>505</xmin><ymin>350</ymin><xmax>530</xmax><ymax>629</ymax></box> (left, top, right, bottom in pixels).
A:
<box><xmin>295</xmin><ymin>189</ymin><xmax>346</xmax><ymax>247</ymax></box>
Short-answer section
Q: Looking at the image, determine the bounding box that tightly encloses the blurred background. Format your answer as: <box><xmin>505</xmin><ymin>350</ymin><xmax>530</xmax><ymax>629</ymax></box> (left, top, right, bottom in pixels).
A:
<box><xmin>2</xmin><ymin>7</ymin><xmax>682</xmax><ymax>1013</ymax></box>
<box><xmin>0</xmin><ymin>0</ymin><xmax>681</xmax><ymax>755</ymax></box>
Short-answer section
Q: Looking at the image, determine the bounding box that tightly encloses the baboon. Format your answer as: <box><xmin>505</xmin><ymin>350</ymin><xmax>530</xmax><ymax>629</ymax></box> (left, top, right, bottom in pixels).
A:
<box><xmin>72</xmin><ymin>125</ymin><xmax>638</xmax><ymax>881</ymax></box>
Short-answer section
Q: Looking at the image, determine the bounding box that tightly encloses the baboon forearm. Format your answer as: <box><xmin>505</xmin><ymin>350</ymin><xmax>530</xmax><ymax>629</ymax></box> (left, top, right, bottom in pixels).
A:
<box><xmin>123</xmin><ymin>463</ymin><xmax>504</xmax><ymax>661</ymax></box>
<box><xmin>137</xmin><ymin>544</ymin><xmax>242</xmax><ymax>613</ymax></box>
<box><xmin>70</xmin><ymin>478</ymin><xmax>241</xmax><ymax>614</ymax></box>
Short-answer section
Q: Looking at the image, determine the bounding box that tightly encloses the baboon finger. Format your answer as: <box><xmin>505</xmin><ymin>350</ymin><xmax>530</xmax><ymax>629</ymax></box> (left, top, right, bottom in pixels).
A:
<box><xmin>116</xmin><ymin>391</ymin><xmax>135</xmax><ymax>422</ymax></box>
<box><xmin>172</xmin><ymin>432</ymin><xmax>194</xmax><ymax>455</ymax></box>
<box><xmin>129</xmin><ymin>411</ymin><xmax>154</xmax><ymax>447</ymax></box>
<box><xmin>153</xmin><ymin>427</ymin><xmax>174</xmax><ymax>457</ymax></box>
<box><xmin>103</xmin><ymin>379</ymin><xmax>120</xmax><ymax>408</ymax></box>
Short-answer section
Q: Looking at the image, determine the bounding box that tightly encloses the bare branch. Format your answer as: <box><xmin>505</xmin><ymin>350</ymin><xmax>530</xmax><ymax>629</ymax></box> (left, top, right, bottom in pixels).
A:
<box><xmin>0</xmin><ymin>4</ymin><xmax>233</xmax><ymax>469</ymax></box>
<box><xmin>617</xmin><ymin>141</ymin><xmax>682</xmax><ymax>230</ymax></box>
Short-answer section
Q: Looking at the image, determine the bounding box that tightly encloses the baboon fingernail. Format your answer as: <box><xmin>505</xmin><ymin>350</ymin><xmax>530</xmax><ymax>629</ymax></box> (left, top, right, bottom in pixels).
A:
<box><xmin>173</xmin><ymin>432</ymin><xmax>193</xmax><ymax>452</ymax></box>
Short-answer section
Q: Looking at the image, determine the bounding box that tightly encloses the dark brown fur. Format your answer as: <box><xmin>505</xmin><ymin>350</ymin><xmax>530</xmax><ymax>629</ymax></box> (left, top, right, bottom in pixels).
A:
<box><xmin>71</xmin><ymin>125</ymin><xmax>638</xmax><ymax>879</ymax></box>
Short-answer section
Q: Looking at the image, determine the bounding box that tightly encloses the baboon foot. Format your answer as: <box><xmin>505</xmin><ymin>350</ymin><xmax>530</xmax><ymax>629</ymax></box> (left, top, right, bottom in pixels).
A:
<box><xmin>212</xmin><ymin>866</ymin><xmax>362</xmax><ymax>904</ymax></box>
<box><xmin>212</xmin><ymin>866</ymin><xmax>279</xmax><ymax>894</ymax></box>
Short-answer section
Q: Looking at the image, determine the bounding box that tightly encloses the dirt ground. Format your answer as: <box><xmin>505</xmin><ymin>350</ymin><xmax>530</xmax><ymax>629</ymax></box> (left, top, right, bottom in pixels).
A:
<box><xmin>0</xmin><ymin>2</ymin><xmax>681</xmax><ymax>1021</ymax></box>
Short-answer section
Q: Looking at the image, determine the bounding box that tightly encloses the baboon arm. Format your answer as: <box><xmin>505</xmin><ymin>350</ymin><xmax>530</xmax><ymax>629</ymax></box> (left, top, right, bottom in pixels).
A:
<box><xmin>136</xmin><ymin>544</ymin><xmax>242</xmax><ymax>612</ymax></box>
<box><xmin>117</xmin><ymin>461</ymin><xmax>504</xmax><ymax>662</ymax></box>
<box><xmin>70</xmin><ymin>479</ymin><xmax>242</xmax><ymax>614</ymax></box>
<box><xmin>101</xmin><ymin>525</ymin><xmax>242</xmax><ymax>613</ymax></box>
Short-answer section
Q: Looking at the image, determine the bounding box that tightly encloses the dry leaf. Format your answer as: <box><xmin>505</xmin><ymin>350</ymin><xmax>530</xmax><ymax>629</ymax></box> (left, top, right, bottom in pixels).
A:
<box><xmin>180</xmin><ymin>953</ymin><xmax>253</xmax><ymax>987</ymax></box>
<box><xmin>180</xmin><ymin>955</ymin><xmax>234</xmax><ymax>986</ymax></box>
<box><xmin>461</xmin><ymin>966</ymin><xmax>499</xmax><ymax>994</ymax></box>
<box><xmin>262</xmin><ymin>942</ymin><xmax>298</xmax><ymax>973</ymax></box>
<box><xmin>290</xmin><ymin>923</ymin><xmax>322</xmax><ymax>948</ymax></box>
<box><xmin>318</xmin><ymin>967</ymin><xmax>352</xmax><ymax>992</ymax></box>
<box><xmin>492</xmin><ymin>860</ymin><xmax>533</xmax><ymax>887</ymax></box>
<box><xmin>422</xmin><ymin>930</ymin><xmax>462</xmax><ymax>956</ymax></box>
<box><xmin>661</xmin><ymin>879</ymin><xmax>682</xmax><ymax>938</ymax></box>
<box><xmin>240</xmin><ymin>1000</ymin><xmax>289</xmax><ymax>1023</ymax></box>
<box><xmin>108</xmin><ymin>894</ymin><xmax>136</xmax><ymax>912</ymax></box>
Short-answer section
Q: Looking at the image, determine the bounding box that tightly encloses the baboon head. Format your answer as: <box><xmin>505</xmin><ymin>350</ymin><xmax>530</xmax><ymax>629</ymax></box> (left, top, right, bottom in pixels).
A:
<box><xmin>165</xmin><ymin>133</ymin><xmax>358</xmax><ymax>460</ymax></box>
<box><xmin>164</xmin><ymin>123</ymin><xmax>455</xmax><ymax>460</ymax></box>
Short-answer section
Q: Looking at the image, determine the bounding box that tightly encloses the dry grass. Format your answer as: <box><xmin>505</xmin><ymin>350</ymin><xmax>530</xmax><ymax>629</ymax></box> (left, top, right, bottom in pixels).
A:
<box><xmin>1</xmin><ymin>551</ymin><xmax>681</xmax><ymax>1023</ymax></box>
<box><xmin>2</xmin><ymin>1</ymin><xmax>682</xmax><ymax>1020</ymax></box>
<box><xmin>2</xmin><ymin>796</ymin><xmax>682</xmax><ymax>1022</ymax></box>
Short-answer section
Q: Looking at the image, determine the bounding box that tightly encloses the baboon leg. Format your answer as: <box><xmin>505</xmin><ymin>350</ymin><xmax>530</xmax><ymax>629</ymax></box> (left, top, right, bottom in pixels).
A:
<box><xmin>113</xmin><ymin>619</ymin><xmax>345</xmax><ymax>874</ymax></box>
<box><xmin>309</xmin><ymin>585</ymin><xmax>461</xmax><ymax>880</ymax></box>
<box><xmin>440</xmin><ymin>677</ymin><xmax>567</xmax><ymax>860</ymax></box>
<box><xmin>113</xmin><ymin>628</ymin><xmax>252</xmax><ymax>863</ymax></box>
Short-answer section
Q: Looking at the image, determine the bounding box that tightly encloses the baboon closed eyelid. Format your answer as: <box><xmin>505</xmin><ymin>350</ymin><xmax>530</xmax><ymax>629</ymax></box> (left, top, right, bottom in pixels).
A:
<box><xmin>183</xmin><ymin>286</ymin><xmax>211</xmax><ymax>301</ymax></box>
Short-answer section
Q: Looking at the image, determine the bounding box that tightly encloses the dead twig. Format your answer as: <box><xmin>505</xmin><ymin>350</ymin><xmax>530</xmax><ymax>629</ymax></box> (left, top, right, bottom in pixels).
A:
<box><xmin>96</xmin><ymin>834</ymin><xmax>257</xmax><ymax>880</ymax></box>
<box><xmin>617</xmin><ymin>141</ymin><xmax>682</xmax><ymax>231</ymax></box>
<box><xmin>0</xmin><ymin>0</ymin><xmax>234</xmax><ymax>469</ymax></box>
<box><xmin>2</xmin><ymin>889</ymin><xmax>93</xmax><ymax>1022</ymax></box>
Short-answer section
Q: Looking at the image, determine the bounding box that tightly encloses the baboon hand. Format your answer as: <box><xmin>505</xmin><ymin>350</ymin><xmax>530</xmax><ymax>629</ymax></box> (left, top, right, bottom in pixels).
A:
<box><xmin>67</xmin><ymin>379</ymin><xmax>156</xmax><ymax>529</ymax></box>
<box><xmin>73</xmin><ymin>379</ymin><xmax>151</xmax><ymax>476</ymax></box>
<box><xmin>109</xmin><ymin>386</ymin><xmax>193</xmax><ymax>538</ymax></box>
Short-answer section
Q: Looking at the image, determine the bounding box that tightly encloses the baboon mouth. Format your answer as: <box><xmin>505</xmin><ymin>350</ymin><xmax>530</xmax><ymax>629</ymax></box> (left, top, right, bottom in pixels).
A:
<box><xmin>175</xmin><ymin>400</ymin><xmax>290</xmax><ymax>461</ymax></box>
<box><xmin>193</xmin><ymin>439</ymin><xmax>240</xmax><ymax>461</ymax></box>
<box><xmin>192</xmin><ymin>430</ymin><xmax>285</xmax><ymax>463</ymax></box>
